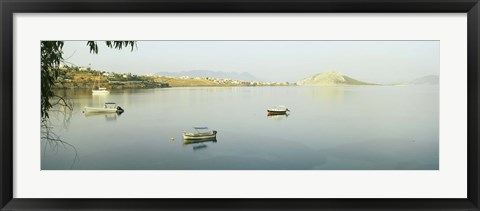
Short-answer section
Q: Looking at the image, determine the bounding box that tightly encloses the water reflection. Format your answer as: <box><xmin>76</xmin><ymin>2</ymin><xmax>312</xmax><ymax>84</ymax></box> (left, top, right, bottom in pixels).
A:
<box><xmin>308</xmin><ymin>87</ymin><xmax>345</xmax><ymax>104</ymax></box>
<box><xmin>41</xmin><ymin>102</ymin><xmax>79</xmax><ymax>169</ymax></box>
<box><xmin>266</xmin><ymin>113</ymin><xmax>289</xmax><ymax>120</ymax></box>
<box><xmin>183</xmin><ymin>138</ymin><xmax>217</xmax><ymax>145</ymax></box>
<box><xmin>183</xmin><ymin>138</ymin><xmax>217</xmax><ymax>151</ymax></box>
<box><xmin>193</xmin><ymin>144</ymin><xmax>208</xmax><ymax>151</ymax></box>
<box><xmin>84</xmin><ymin>112</ymin><xmax>121</xmax><ymax>121</ymax></box>
<box><xmin>316</xmin><ymin>138</ymin><xmax>439</xmax><ymax>170</ymax></box>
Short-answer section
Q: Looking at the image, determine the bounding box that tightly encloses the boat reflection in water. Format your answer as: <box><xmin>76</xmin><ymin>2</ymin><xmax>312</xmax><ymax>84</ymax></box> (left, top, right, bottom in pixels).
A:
<box><xmin>267</xmin><ymin>113</ymin><xmax>289</xmax><ymax>121</ymax></box>
<box><xmin>267</xmin><ymin>113</ymin><xmax>289</xmax><ymax>117</ymax></box>
<box><xmin>83</xmin><ymin>112</ymin><xmax>121</xmax><ymax>121</ymax></box>
<box><xmin>183</xmin><ymin>138</ymin><xmax>217</xmax><ymax>151</ymax></box>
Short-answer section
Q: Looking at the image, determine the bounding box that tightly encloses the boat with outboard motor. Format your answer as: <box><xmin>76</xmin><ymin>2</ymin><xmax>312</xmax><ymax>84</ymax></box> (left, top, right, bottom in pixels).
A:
<box><xmin>83</xmin><ymin>102</ymin><xmax>124</xmax><ymax>114</ymax></box>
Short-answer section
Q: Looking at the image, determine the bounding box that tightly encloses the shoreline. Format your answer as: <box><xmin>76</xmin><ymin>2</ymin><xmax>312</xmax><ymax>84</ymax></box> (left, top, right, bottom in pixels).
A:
<box><xmin>52</xmin><ymin>84</ymin><xmax>419</xmax><ymax>90</ymax></box>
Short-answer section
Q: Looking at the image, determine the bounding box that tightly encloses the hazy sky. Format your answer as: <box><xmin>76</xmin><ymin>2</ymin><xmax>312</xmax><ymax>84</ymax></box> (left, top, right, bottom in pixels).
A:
<box><xmin>61</xmin><ymin>41</ymin><xmax>439</xmax><ymax>83</ymax></box>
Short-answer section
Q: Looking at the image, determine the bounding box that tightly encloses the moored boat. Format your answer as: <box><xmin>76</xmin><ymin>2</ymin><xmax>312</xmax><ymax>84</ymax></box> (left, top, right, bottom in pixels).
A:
<box><xmin>267</xmin><ymin>105</ymin><xmax>290</xmax><ymax>115</ymax></box>
<box><xmin>84</xmin><ymin>102</ymin><xmax>124</xmax><ymax>114</ymax></box>
<box><xmin>183</xmin><ymin>127</ymin><xmax>217</xmax><ymax>140</ymax></box>
<box><xmin>92</xmin><ymin>87</ymin><xmax>110</xmax><ymax>94</ymax></box>
<box><xmin>92</xmin><ymin>73</ymin><xmax>109</xmax><ymax>94</ymax></box>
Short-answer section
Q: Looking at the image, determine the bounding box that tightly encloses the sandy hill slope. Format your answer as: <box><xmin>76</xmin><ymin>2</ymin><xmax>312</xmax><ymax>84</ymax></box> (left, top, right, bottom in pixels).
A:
<box><xmin>297</xmin><ymin>71</ymin><xmax>375</xmax><ymax>86</ymax></box>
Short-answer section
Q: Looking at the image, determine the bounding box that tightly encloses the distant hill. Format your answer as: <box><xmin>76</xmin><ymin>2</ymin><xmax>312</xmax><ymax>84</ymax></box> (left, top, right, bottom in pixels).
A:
<box><xmin>297</xmin><ymin>71</ymin><xmax>375</xmax><ymax>86</ymax></box>
<box><xmin>155</xmin><ymin>70</ymin><xmax>261</xmax><ymax>82</ymax></box>
<box><xmin>408</xmin><ymin>75</ymin><xmax>439</xmax><ymax>85</ymax></box>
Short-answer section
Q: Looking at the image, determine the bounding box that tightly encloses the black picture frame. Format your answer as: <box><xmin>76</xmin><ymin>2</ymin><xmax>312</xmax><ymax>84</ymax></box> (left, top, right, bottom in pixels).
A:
<box><xmin>1</xmin><ymin>0</ymin><xmax>479</xmax><ymax>210</ymax></box>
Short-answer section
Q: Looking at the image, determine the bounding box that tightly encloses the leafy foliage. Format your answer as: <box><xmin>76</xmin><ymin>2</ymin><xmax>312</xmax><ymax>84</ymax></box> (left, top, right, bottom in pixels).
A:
<box><xmin>87</xmin><ymin>41</ymin><xmax>136</xmax><ymax>54</ymax></box>
<box><xmin>41</xmin><ymin>41</ymin><xmax>64</xmax><ymax>119</ymax></box>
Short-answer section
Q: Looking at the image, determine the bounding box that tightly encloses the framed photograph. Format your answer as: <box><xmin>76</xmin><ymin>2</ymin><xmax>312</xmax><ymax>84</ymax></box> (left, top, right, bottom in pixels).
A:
<box><xmin>1</xmin><ymin>0</ymin><xmax>479</xmax><ymax>210</ymax></box>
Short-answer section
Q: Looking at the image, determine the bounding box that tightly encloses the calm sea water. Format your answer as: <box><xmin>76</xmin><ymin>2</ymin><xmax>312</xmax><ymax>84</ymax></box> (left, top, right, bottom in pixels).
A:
<box><xmin>42</xmin><ymin>86</ymin><xmax>439</xmax><ymax>170</ymax></box>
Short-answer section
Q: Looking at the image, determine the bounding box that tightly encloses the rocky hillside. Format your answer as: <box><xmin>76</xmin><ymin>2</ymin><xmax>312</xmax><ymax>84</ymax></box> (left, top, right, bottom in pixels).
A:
<box><xmin>297</xmin><ymin>71</ymin><xmax>375</xmax><ymax>86</ymax></box>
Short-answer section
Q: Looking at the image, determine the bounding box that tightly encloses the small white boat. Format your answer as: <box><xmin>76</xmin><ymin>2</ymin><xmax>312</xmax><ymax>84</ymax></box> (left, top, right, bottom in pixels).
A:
<box><xmin>267</xmin><ymin>105</ymin><xmax>290</xmax><ymax>116</ymax></box>
<box><xmin>92</xmin><ymin>87</ymin><xmax>110</xmax><ymax>94</ymax></box>
<box><xmin>183</xmin><ymin>127</ymin><xmax>217</xmax><ymax>140</ymax></box>
<box><xmin>84</xmin><ymin>102</ymin><xmax>124</xmax><ymax>114</ymax></box>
